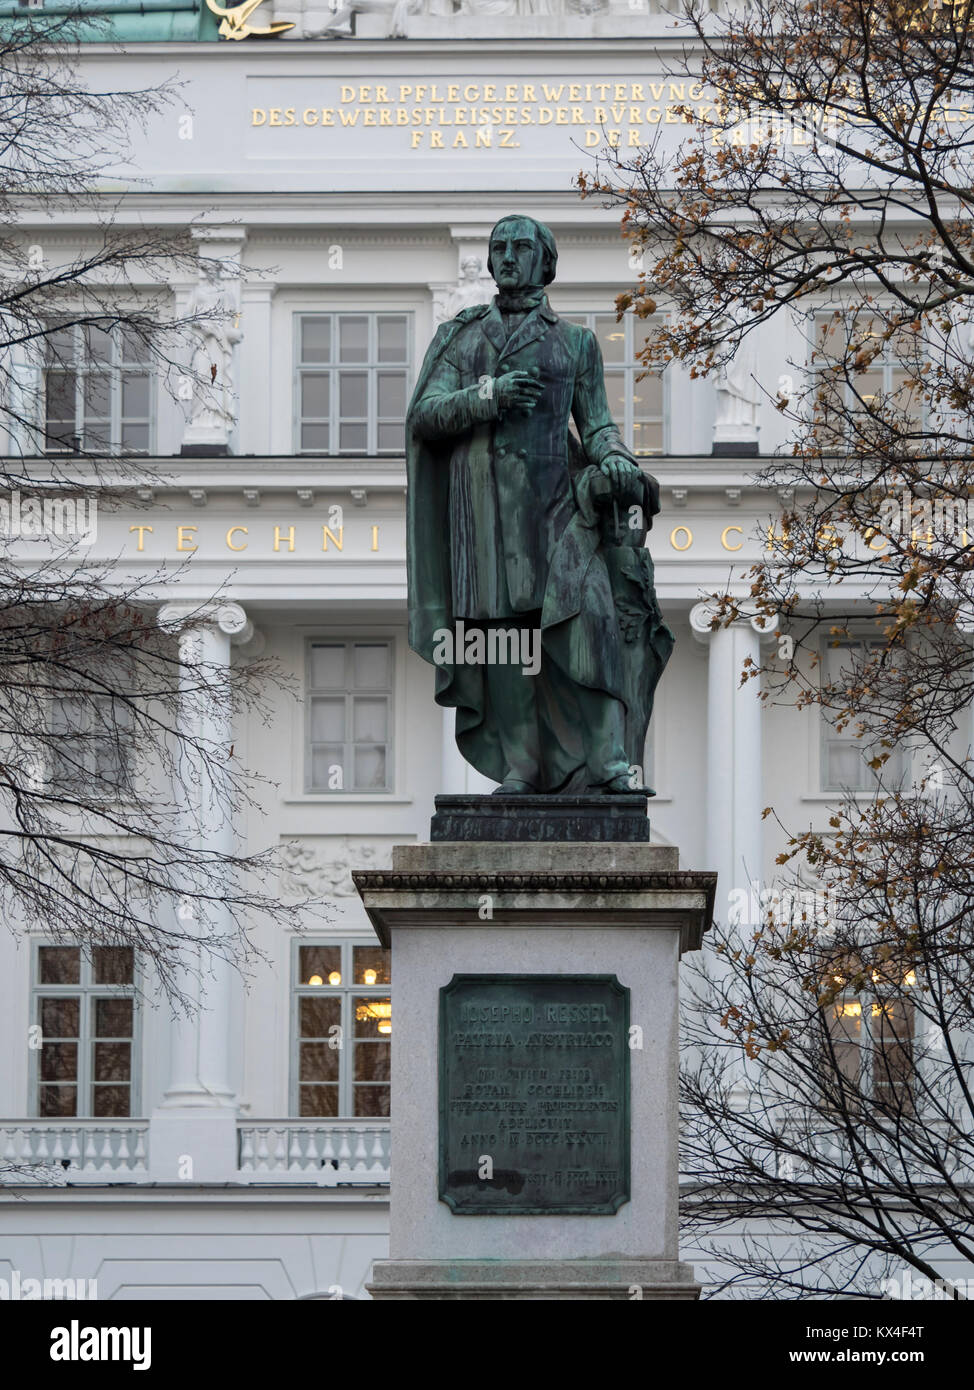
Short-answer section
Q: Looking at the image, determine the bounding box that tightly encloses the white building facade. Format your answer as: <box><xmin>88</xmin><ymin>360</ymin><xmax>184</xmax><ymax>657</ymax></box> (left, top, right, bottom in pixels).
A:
<box><xmin>0</xmin><ymin>6</ymin><xmax>964</xmax><ymax>1300</ymax></box>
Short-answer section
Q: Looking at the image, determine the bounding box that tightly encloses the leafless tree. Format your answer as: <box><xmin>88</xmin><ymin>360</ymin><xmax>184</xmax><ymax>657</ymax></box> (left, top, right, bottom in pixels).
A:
<box><xmin>582</xmin><ymin>0</ymin><xmax>974</xmax><ymax>1295</ymax></box>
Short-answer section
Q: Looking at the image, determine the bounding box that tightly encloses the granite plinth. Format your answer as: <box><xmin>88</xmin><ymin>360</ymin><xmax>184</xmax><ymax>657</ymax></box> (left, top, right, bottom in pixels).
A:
<box><xmin>430</xmin><ymin>793</ymin><xmax>650</xmax><ymax>843</ymax></box>
<box><xmin>367</xmin><ymin>1258</ymin><xmax>701</xmax><ymax>1301</ymax></box>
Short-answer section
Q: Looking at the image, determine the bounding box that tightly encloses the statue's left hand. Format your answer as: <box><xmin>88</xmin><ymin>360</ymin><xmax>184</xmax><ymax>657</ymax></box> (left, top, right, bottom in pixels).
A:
<box><xmin>599</xmin><ymin>453</ymin><xmax>641</xmax><ymax>495</ymax></box>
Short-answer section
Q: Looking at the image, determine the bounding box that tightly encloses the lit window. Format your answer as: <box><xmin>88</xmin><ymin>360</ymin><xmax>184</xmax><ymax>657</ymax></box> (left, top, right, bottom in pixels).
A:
<box><xmin>827</xmin><ymin>992</ymin><xmax>915</xmax><ymax>1115</ymax></box>
<box><xmin>43</xmin><ymin>321</ymin><xmax>152</xmax><ymax>455</ymax></box>
<box><xmin>32</xmin><ymin>945</ymin><xmax>138</xmax><ymax>1118</ymax></box>
<box><xmin>295</xmin><ymin>313</ymin><xmax>409</xmax><ymax>455</ymax></box>
<box><xmin>561</xmin><ymin>311</ymin><xmax>665</xmax><ymax>456</ymax></box>
<box><xmin>306</xmin><ymin>639</ymin><xmax>393</xmax><ymax>793</ymax></box>
<box><xmin>292</xmin><ymin>941</ymin><xmax>391</xmax><ymax>1118</ymax></box>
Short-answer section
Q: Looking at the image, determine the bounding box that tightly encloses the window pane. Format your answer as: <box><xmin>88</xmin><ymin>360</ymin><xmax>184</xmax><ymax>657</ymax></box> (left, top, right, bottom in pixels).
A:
<box><xmin>41</xmin><ymin>1042</ymin><xmax>77</xmax><ymax>1080</ymax></box>
<box><xmin>121</xmin><ymin>373</ymin><xmax>149</xmax><ymax>418</ymax></box>
<box><xmin>45</xmin><ymin>325</ymin><xmax>75</xmax><ymax>365</ymax></box>
<box><xmin>301</xmin><ymin>373</ymin><xmax>330</xmax><ymax>419</ymax></box>
<box><xmin>300</xmin><ymin>1084</ymin><xmax>338</xmax><ymax>1117</ymax></box>
<box><xmin>298</xmin><ymin>945</ymin><xmax>341</xmax><ymax>986</ymax></box>
<box><xmin>92</xmin><ymin>1085</ymin><xmax>130</xmax><ymax>1117</ymax></box>
<box><xmin>310</xmin><ymin>644</ymin><xmax>345</xmax><ymax>689</ymax></box>
<box><xmin>354</xmin><ymin>746</ymin><xmax>386</xmax><ymax>789</ymax></box>
<box><xmin>300</xmin><ymin>423</ymin><xmax>330</xmax><ymax>452</ymax></box>
<box><xmin>377</xmin><ymin>421</ymin><xmax>405</xmax><ymax>452</ymax></box>
<box><xmin>311</xmin><ymin>697</ymin><xmax>345</xmax><ymax>743</ymax></box>
<box><xmin>377</xmin><ymin>316</ymin><xmax>407</xmax><ymax>363</ymax></box>
<box><xmin>353</xmin><ymin>643</ymin><xmax>388</xmax><ymax>688</ymax></box>
<box><xmin>633</xmin><ymin>374</ymin><xmax>662</xmax><ymax>417</ymax></box>
<box><xmin>93</xmin><ymin>1041</ymin><xmax>131</xmax><ymax>1081</ymax></box>
<box><xmin>353</xmin><ymin>945</ymin><xmax>391</xmax><ymax>985</ymax></box>
<box><xmin>300</xmin><ymin>1041</ymin><xmax>339</xmax><ymax>1082</ymax></box>
<box><xmin>121</xmin><ymin>424</ymin><xmax>149</xmax><ymax>453</ymax></box>
<box><xmin>632</xmin><ymin>421</ymin><xmax>663</xmax><ymax>455</ymax></box>
<box><xmin>826</xmin><ymin>741</ymin><xmax>866</xmax><ymax>790</ymax></box>
<box><xmin>41</xmin><ymin>997</ymin><xmax>80</xmax><ymax>1037</ymax></box>
<box><xmin>45</xmin><ymin>372</ymin><xmax>76</xmax><ymax>425</ymax></box>
<box><xmin>93</xmin><ymin>947</ymin><xmax>134</xmax><ymax>984</ymax></box>
<box><xmin>95</xmin><ymin>997</ymin><xmax>133</xmax><ymax>1037</ymax></box>
<box><xmin>83</xmin><ymin>324</ymin><xmax>113</xmax><ymax>363</ymax></box>
<box><xmin>377</xmin><ymin>371</ymin><xmax>406</xmax><ymax>418</ymax></box>
<box><xmin>312</xmin><ymin>746</ymin><xmax>344</xmax><ymax>790</ymax></box>
<box><xmin>354</xmin><ymin>1042</ymin><xmax>390</xmax><ymax>1081</ymax></box>
<box><xmin>353</xmin><ymin>696</ymin><xmax>387</xmax><ymax>742</ymax></box>
<box><xmin>120</xmin><ymin>327</ymin><xmax>150</xmax><ymax>365</ymax></box>
<box><xmin>338</xmin><ymin>316</ymin><xmax>369</xmax><ymax>363</ymax></box>
<box><xmin>39</xmin><ymin>947</ymin><xmax>80</xmax><ymax>984</ymax></box>
<box><xmin>605</xmin><ymin>371</ymin><xmax>627</xmax><ymax>417</ymax></box>
<box><xmin>301</xmin><ymin>316</ymin><xmax>331</xmax><ymax>364</ymax></box>
<box><xmin>83</xmin><ymin>372</ymin><xmax>111</xmax><ymax>420</ymax></box>
<box><xmin>354</xmin><ymin>996</ymin><xmax>392</xmax><ymax>1038</ymax></box>
<box><xmin>353</xmin><ymin>1084</ymin><xmax>390</xmax><ymax>1117</ymax></box>
<box><xmin>339</xmin><ymin>422</ymin><xmax>368</xmax><ymax>452</ymax></box>
<box><xmin>299</xmin><ymin>995</ymin><xmax>342</xmax><ymax>1036</ymax></box>
<box><xmin>339</xmin><ymin>372</ymin><xmax>368</xmax><ymax>417</ymax></box>
<box><xmin>40</xmin><ymin>1084</ymin><xmax>77</xmax><ymax>1117</ymax></box>
<box><xmin>595</xmin><ymin>315</ymin><xmax>626</xmax><ymax>363</ymax></box>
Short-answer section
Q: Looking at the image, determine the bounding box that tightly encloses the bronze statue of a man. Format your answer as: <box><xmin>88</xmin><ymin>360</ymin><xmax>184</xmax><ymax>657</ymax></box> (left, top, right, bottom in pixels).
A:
<box><xmin>407</xmin><ymin>214</ymin><xmax>672</xmax><ymax>795</ymax></box>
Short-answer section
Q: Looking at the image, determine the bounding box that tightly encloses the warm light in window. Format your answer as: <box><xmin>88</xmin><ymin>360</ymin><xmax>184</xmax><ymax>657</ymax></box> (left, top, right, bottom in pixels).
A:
<box><xmin>833</xmin><ymin>974</ymin><xmax>845</xmax><ymax>985</ymax></box>
<box><xmin>871</xmin><ymin>971</ymin><xmax>881</xmax><ymax>984</ymax></box>
<box><xmin>872</xmin><ymin>1003</ymin><xmax>884</xmax><ymax>1017</ymax></box>
<box><xmin>378</xmin><ymin>1020</ymin><xmax>391</xmax><ymax>1035</ymax></box>
<box><xmin>356</xmin><ymin>999</ymin><xmax>392</xmax><ymax>1034</ymax></box>
<box><xmin>363</xmin><ymin>968</ymin><xmax>377</xmax><ymax>985</ymax></box>
<box><xmin>835</xmin><ymin>1001</ymin><xmax>862</xmax><ymax>1017</ymax></box>
<box><xmin>308</xmin><ymin>974</ymin><xmax>323</xmax><ymax>987</ymax></box>
<box><xmin>328</xmin><ymin>971</ymin><xmax>342</xmax><ymax>986</ymax></box>
<box><xmin>904</xmin><ymin>970</ymin><xmax>916</xmax><ymax>987</ymax></box>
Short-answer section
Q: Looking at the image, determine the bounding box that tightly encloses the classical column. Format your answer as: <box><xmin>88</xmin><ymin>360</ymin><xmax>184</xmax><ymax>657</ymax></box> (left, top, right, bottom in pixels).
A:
<box><xmin>149</xmin><ymin>601</ymin><xmax>257</xmax><ymax>1181</ymax></box>
<box><xmin>690</xmin><ymin>603</ymin><xmax>778</xmax><ymax>935</ymax></box>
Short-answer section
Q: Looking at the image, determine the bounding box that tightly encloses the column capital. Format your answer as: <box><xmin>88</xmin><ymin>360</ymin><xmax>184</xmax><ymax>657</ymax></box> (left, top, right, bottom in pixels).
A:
<box><xmin>157</xmin><ymin>600</ymin><xmax>254</xmax><ymax>645</ymax></box>
<box><xmin>689</xmin><ymin>601</ymin><xmax>779</xmax><ymax>645</ymax></box>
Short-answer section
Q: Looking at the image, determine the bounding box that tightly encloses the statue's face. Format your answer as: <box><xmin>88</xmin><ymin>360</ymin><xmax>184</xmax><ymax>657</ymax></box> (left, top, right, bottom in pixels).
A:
<box><xmin>489</xmin><ymin>219</ymin><xmax>545</xmax><ymax>293</ymax></box>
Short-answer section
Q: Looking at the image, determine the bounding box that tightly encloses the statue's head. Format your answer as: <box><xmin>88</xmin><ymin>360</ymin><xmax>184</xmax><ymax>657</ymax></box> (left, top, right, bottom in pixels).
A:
<box><xmin>460</xmin><ymin>255</ymin><xmax>483</xmax><ymax>280</ymax></box>
<box><xmin>487</xmin><ymin>216</ymin><xmax>557</xmax><ymax>294</ymax></box>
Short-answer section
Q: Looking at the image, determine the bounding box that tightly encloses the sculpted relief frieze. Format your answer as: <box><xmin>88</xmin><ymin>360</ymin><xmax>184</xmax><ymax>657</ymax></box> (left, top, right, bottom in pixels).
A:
<box><xmin>268</xmin><ymin>0</ymin><xmax>680</xmax><ymax>41</ymax></box>
<box><xmin>280</xmin><ymin>837</ymin><xmax>396</xmax><ymax>897</ymax></box>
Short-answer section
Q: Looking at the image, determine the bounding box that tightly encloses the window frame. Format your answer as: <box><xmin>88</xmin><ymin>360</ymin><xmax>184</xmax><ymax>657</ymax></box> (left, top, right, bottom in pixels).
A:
<box><xmin>293</xmin><ymin>311</ymin><xmax>411</xmax><ymax>457</ymax></box>
<box><xmin>819</xmin><ymin>637</ymin><xmax>908</xmax><ymax>793</ymax></box>
<box><xmin>826</xmin><ymin>987</ymin><xmax>916</xmax><ymax>1117</ymax></box>
<box><xmin>304</xmin><ymin>636</ymin><xmax>395</xmax><ymax>795</ymax></box>
<box><xmin>41</xmin><ymin>320</ymin><xmax>154</xmax><ymax>456</ymax></box>
<box><xmin>289</xmin><ymin>938</ymin><xmax>392</xmax><ymax>1120</ymax></box>
<box><xmin>46</xmin><ymin>648</ymin><xmax>138</xmax><ymax>800</ymax></box>
<box><xmin>560</xmin><ymin>309</ymin><xmax>667</xmax><ymax>457</ymax></box>
<box><xmin>29</xmin><ymin>941</ymin><xmax>142</xmax><ymax>1120</ymax></box>
<box><xmin>810</xmin><ymin>309</ymin><xmax>927</xmax><ymax>440</ymax></box>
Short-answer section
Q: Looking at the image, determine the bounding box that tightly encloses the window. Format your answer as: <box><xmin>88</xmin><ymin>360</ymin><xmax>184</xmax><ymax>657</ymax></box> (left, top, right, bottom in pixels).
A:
<box><xmin>295</xmin><ymin>313</ymin><xmax>409</xmax><ymax>455</ymax></box>
<box><xmin>813</xmin><ymin>313</ymin><xmax>923</xmax><ymax>442</ymax></box>
<box><xmin>48</xmin><ymin>650</ymin><xmax>136</xmax><ymax>796</ymax></box>
<box><xmin>32</xmin><ymin>945</ymin><xmax>138</xmax><ymax>1118</ymax></box>
<box><xmin>561</xmin><ymin>312</ymin><xmax>665</xmax><ymax>456</ymax></box>
<box><xmin>291</xmin><ymin>941</ymin><xmax>391</xmax><ymax>1118</ymax></box>
<box><xmin>820</xmin><ymin>640</ymin><xmax>905</xmax><ymax>792</ymax></box>
<box><xmin>306</xmin><ymin>639</ymin><xmax>392</xmax><ymax>793</ymax></box>
<box><xmin>827</xmin><ymin>994</ymin><xmax>915</xmax><ymax>1115</ymax></box>
<box><xmin>43</xmin><ymin>322</ymin><xmax>152</xmax><ymax>454</ymax></box>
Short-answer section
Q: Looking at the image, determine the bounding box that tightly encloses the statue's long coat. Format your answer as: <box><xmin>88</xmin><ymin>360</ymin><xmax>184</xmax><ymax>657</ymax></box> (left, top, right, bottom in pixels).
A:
<box><xmin>406</xmin><ymin>295</ymin><xmax>666</xmax><ymax>789</ymax></box>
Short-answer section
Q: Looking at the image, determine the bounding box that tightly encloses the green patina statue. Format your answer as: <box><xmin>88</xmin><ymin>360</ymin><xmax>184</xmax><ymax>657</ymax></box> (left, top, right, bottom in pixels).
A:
<box><xmin>407</xmin><ymin>215</ymin><xmax>673</xmax><ymax>796</ymax></box>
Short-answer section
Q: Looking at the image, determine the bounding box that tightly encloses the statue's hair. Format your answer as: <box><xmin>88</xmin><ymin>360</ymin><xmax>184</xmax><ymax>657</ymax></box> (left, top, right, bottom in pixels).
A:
<box><xmin>487</xmin><ymin>216</ymin><xmax>557</xmax><ymax>286</ymax></box>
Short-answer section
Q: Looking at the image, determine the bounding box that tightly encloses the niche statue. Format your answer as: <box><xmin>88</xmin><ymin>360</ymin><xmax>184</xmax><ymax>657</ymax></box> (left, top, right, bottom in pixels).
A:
<box><xmin>407</xmin><ymin>215</ymin><xmax>673</xmax><ymax>795</ymax></box>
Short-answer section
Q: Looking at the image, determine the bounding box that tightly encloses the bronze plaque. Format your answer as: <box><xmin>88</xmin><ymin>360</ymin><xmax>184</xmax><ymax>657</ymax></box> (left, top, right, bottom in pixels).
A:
<box><xmin>439</xmin><ymin>974</ymin><xmax>630</xmax><ymax>1215</ymax></box>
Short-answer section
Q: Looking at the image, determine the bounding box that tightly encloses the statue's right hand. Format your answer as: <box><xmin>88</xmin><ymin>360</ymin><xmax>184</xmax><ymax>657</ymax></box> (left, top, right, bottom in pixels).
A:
<box><xmin>494</xmin><ymin>370</ymin><xmax>544</xmax><ymax>412</ymax></box>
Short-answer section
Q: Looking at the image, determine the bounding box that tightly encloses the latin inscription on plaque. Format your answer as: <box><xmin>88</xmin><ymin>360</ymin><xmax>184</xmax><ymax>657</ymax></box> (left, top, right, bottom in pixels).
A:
<box><xmin>439</xmin><ymin>974</ymin><xmax>630</xmax><ymax>1215</ymax></box>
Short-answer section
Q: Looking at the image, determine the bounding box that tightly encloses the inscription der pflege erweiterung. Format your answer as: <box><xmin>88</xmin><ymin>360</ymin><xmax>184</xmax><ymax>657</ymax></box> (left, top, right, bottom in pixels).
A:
<box><xmin>439</xmin><ymin>975</ymin><xmax>630</xmax><ymax>1215</ymax></box>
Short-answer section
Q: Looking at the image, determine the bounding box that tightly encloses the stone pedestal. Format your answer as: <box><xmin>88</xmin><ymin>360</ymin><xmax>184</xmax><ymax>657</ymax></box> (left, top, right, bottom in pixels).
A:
<box><xmin>354</xmin><ymin>812</ymin><xmax>715</xmax><ymax>1301</ymax></box>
